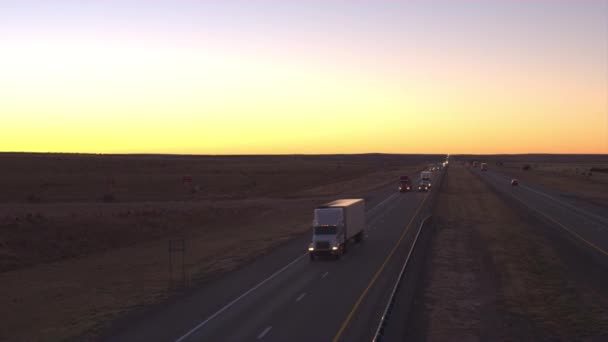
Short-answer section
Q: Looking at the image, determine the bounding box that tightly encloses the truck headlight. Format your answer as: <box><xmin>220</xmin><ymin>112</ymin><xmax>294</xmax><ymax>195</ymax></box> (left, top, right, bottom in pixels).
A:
<box><xmin>331</xmin><ymin>246</ymin><xmax>338</xmax><ymax>250</ymax></box>
<box><xmin>308</xmin><ymin>247</ymin><xmax>314</xmax><ymax>251</ymax></box>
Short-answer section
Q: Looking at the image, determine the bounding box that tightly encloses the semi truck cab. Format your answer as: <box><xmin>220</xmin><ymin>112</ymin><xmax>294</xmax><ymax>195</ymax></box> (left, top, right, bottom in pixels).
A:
<box><xmin>309</xmin><ymin>208</ymin><xmax>344</xmax><ymax>255</ymax></box>
<box><xmin>309</xmin><ymin>199</ymin><xmax>365</xmax><ymax>260</ymax></box>
<box><xmin>421</xmin><ymin>171</ymin><xmax>432</xmax><ymax>188</ymax></box>
<box><xmin>399</xmin><ymin>175</ymin><xmax>411</xmax><ymax>192</ymax></box>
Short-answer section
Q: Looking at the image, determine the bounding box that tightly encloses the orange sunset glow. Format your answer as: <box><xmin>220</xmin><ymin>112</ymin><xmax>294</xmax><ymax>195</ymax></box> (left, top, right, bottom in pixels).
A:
<box><xmin>1</xmin><ymin>1</ymin><xmax>607</xmax><ymax>154</ymax></box>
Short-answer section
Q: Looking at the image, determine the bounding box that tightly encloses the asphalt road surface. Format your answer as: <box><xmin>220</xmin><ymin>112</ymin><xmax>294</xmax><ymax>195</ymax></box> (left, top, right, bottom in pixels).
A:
<box><xmin>106</xmin><ymin>171</ymin><xmax>443</xmax><ymax>342</ymax></box>
<box><xmin>474</xmin><ymin>168</ymin><xmax>608</xmax><ymax>260</ymax></box>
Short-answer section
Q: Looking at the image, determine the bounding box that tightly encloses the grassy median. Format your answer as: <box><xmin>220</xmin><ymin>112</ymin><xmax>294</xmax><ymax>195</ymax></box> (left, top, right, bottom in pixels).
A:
<box><xmin>408</xmin><ymin>165</ymin><xmax>608</xmax><ymax>340</ymax></box>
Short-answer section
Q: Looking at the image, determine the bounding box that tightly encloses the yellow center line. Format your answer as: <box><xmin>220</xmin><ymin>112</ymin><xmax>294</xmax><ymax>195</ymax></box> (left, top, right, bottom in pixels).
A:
<box><xmin>478</xmin><ymin>168</ymin><xmax>608</xmax><ymax>257</ymax></box>
<box><xmin>509</xmin><ymin>192</ymin><xmax>608</xmax><ymax>257</ymax></box>
<box><xmin>479</xmin><ymin>168</ymin><xmax>608</xmax><ymax>257</ymax></box>
<box><xmin>332</xmin><ymin>193</ymin><xmax>430</xmax><ymax>342</ymax></box>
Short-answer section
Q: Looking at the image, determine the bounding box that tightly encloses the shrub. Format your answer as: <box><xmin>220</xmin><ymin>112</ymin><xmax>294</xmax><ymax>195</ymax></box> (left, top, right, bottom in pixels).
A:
<box><xmin>590</xmin><ymin>167</ymin><xmax>608</xmax><ymax>174</ymax></box>
<box><xmin>102</xmin><ymin>193</ymin><xmax>116</xmax><ymax>202</ymax></box>
<box><xmin>26</xmin><ymin>193</ymin><xmax>42</xmax><ymax>203</ymax></box>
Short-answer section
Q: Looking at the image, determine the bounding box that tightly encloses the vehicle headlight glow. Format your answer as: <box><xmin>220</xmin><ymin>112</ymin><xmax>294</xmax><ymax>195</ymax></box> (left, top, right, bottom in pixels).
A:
<box><xmin>308</xmin><ymin>247</ymin><xmax>314</xmax><ymax>251</ymax></box>
<box><xmin>331</xmin><ymin>246</ymin><xmax>338</xmax><ymax>250</ymax></box>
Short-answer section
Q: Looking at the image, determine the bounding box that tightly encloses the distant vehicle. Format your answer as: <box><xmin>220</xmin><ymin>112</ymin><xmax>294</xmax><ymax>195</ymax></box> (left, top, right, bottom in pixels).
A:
<box><xmin>472</xmin><ymin>161</ymin><xmax>479</xmax><ymax>168</ymax></box>
<box><xmin>399</xmin><ymin>176</ymin><xmax>411</xmax><ymax>192</ymax></box>
<box><xmin>399</xmin><ymin>183</ymin><xmax>411</xmax><ymax>192</ymax></box>
<box><xmin>511</xmin><ymin>179</ymin><xmax>519</xmax><ymax>186</ymax></box>
<box><xmin>481</xmin><ymin>163</ymin><xmax>488</xmax><ymax>171</ymax></box>
<box><xmin>421</xmin><ymin>171</ymin><xmax>432</xmax><ymax>188</ymax></box>
<box><xmin>309</xmin><ymin>199</ymin><xmax>365</xmax><ymax>260</ymax></box>
<box><xmin>421</xmin><ymin>170</ymin><xmax>432</xmax><ymax>180</ymax></box>
<box><xmin>418</xmin><ymin>180</ymin><xmax>430</xmax><ymax>192</ymax></box>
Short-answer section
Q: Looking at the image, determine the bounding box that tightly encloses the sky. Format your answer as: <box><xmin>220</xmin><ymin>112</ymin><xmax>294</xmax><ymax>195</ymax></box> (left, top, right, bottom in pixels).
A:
<box><xmin>1</xmin><ymin>0</ymin><xmax>607</xmax><ymax>154</ymax></box>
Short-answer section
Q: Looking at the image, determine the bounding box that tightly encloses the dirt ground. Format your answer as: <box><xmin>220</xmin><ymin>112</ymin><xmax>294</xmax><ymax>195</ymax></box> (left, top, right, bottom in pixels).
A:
<box><xmin>407</xmin><ymin>165</ymin><xmax>608</xmax><ymax>341</ymax></box>
<box><xmin>0</xmin><ymin>153</ymin><xmax>439</xmax><ymax>341</ymax></box>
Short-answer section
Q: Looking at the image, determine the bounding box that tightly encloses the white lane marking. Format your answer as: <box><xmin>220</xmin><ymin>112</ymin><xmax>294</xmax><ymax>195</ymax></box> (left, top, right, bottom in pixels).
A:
<box><xmin>174</xmin><ymin>254</ymin><xmax>306</xmax><ymax>342</ymax></box>
<box><xmin>488</xmin><ymin>171</ymin><xmax>608</xmax><ymax>226</ymax></box>
<box><xmin>295</xmin><ymin>293</ymin><xmax>307</xmax><ymax>302</ymax></box>
<box><xmin>257</xmin><ymin>326</ymin><xmax>272</xmax><ymax>339</ymax></box>
<box><xmin>321</xmin><ymin>271</ymin><xmax>329</xmax><ymax>279</ymax></box>
<box><xmin>175</xmin><ymin>188</ymin><xmax>401</xmax><ymax>341</ymax></box>
<box><xmin>369</xmin><ymin>193</ymin><xmax>398</xmax><ymax>214</ymax></box>
<box><xmin>379</xmin><ymin>195</ymin><xmax>403</xmax><ymax>213</ymax></box>
<box><xmin>520</xmin><ymin>184</ymin><xmax>608</xmax><ymax>226</ymax></box>
<box><xmin>477</xmin><ymin>170</ymin><xmax>608</xmax><ymax>257</ymax></box>
<box><xmin>506</xmin><ymin>188</ymin><xmax>608</xmax><ymax>257</ymax></box>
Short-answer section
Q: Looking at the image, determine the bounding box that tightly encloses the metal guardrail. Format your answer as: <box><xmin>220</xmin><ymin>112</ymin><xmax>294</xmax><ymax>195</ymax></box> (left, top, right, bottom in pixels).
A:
<box><xmin>371</xmin><ymin>215</ymin><xmax>431</xmax><ymax>342</ymax></box>
<box><xmin>371</xmin><ymin>166</ymin><xmax>447</xmax><ymax>342</ymax></box>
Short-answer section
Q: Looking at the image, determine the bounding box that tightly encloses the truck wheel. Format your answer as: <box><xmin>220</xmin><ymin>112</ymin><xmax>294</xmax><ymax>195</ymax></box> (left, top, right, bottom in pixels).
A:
<box><xmin>309</xmin><ymin>253</ymin><xmax>315</xmax><ymax>261</ymax></box>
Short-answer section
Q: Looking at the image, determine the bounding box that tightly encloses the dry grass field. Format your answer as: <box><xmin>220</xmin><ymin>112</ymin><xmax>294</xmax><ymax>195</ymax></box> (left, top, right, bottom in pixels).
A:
<box><xmin>0</xmin><ymin>153</ymin><xmax>438</xmax><ymax>341</ymax></box>
<box><xmin>408</xmin><ymin>165</ymin><xmax>608</xmax><ymax>340</ymax></box>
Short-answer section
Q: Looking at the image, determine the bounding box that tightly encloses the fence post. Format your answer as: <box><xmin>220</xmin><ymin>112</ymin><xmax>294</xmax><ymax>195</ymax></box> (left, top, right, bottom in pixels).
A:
<box><xmin>169</xmin><ymin>238</ymin><xmax>186</xmax><ymax>289</ymax></box>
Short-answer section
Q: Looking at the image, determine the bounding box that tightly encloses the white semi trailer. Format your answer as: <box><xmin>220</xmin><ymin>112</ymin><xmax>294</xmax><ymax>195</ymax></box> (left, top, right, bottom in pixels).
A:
<box><xmin>308</xmin><ymin>199</ymin><xmax>365</xmax><ymax>260</ymax></box>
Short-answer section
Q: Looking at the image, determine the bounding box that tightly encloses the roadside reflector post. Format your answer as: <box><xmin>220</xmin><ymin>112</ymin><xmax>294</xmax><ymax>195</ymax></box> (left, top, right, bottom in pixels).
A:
<box><xmin>169</xmin><ymin>238</ymin><xmax>186</xmax><ymax>289</ymax></box>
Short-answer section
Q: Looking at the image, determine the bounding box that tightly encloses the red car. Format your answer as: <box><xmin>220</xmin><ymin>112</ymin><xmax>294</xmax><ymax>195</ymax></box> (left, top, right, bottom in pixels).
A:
<box><xmin>511</xmin><ymin>179</ymin><xmax>519</xmax><ymax>186</ymax></box>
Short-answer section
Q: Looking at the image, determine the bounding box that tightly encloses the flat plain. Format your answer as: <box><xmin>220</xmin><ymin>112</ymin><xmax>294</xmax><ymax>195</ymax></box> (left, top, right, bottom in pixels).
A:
<box><xmin>0</xmin><ymin>153</ymin><xmax>438</xmax><ymax>341</ymax></box>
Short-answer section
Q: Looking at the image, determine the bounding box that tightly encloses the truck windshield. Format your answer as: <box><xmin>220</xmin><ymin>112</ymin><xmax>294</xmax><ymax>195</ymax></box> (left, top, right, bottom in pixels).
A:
<box><xmin>314</xmin><ymin>226</ymin><xmax>337</xmax><ymax>235</ymax></box>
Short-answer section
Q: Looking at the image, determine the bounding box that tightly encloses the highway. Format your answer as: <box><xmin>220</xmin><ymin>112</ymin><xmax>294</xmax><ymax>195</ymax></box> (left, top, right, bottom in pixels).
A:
<box><xmin>473</xmin><ymin>168</ymin><xmax>608</xmax><ymax>259</ymax></box>
<box><xmin>107</xmin><ymin>170</ymin><xmax>443</xmax><ymax>342</ymax></box>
